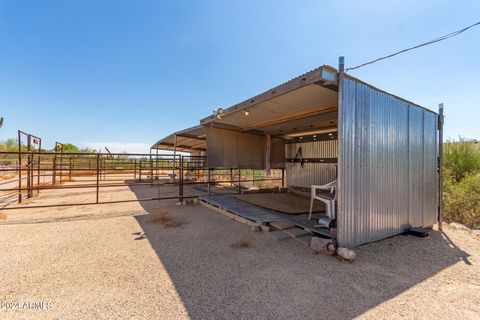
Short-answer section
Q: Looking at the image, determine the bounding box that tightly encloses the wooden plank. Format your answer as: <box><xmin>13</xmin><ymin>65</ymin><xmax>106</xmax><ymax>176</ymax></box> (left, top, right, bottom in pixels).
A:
<box><xmin>270</xmin><ymin>220</ymin><xmax>295</xmax><ymax>230</ymax></box>
<box><xmin>284</xmin><ymin>227</ymin><xmax>310</xmax><ymax>238</ymax></box>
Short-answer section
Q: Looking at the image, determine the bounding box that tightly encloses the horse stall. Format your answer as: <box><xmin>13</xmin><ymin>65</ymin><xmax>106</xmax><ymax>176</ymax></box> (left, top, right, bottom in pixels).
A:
<box><xmin>153</xmin><ymin>60</ymin><xmax>441</xmax><ymax>248</ymax></box>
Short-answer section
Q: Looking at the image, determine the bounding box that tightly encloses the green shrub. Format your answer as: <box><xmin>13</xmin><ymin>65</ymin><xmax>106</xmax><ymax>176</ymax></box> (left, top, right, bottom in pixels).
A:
<box><xmin>0</xmin><ymin>138</ymin><xmax>23</xmax><ymax>151</ymax></box>
<box><xmin>0</xmin><ymin>139</ymin><xmax>24</xmax><ymax>165</ymax></box>
<box><xmin>444</xmin><ymin>138</ymin><xmax>480</xmax><ymax>183</ymax></box>
<box><xmin>444</xmin><ymin>174</ymin><xmax>480</xmax><ymax>229</ymax></box>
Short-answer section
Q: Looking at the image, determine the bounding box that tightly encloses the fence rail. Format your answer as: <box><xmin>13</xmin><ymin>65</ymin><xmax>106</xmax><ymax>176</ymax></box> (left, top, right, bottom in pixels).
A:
<box><xmin>0</xmin><ymin>150</ymin><xmax>284</xmax><ymax>210</ymax></box>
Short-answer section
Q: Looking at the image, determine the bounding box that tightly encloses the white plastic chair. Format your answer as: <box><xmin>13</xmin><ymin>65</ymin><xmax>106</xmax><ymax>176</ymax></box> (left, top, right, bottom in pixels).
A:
<box><xmin>309</xmin><ymin>180</ymin><xmax>336</xmax><ymax>220</ymax></box>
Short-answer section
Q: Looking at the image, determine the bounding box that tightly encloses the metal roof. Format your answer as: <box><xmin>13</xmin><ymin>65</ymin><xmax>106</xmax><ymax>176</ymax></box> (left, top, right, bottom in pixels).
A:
<box><xmin>151</xmin><ymin>125</ymin><xmax>207</xmax><ymax>152</ymax></box>
<box><xmin>153</xmin><ymin>63</ymin><xmax>435</xmax><ymax>149</ymax></box>
<box><xmin>200</xmin><ymin>65</ymin><xmax>339</xmax><ymax>135</ymax></box>
<box><xmin>152</xmin><ymin>65</ymin><xmax>339</xmax><ymax>151</ymax></box>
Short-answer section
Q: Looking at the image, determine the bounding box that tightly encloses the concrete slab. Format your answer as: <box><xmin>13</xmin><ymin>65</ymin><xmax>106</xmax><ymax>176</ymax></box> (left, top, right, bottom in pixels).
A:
<box><xmin>284</xmin><ymin>227</ymin><xmax>310</xmax><ymax>238</ymax></box>
<box><xmin>270</xmin><ymin>220</ymin><xmax>295</xmax><ymax>230</ymax></box>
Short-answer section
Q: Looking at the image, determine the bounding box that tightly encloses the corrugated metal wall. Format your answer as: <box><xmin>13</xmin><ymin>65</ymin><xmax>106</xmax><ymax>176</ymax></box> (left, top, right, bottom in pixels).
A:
<box><xmin>206</xmin><ymin>127</ymin><xmax>285</xmax><ymax>169</ymax></box>
<box><xmin>338</xmin><ymin>75</ymin><xmax>438</xmax><ymax>247</ymax></box>
<box><xmin>285</xmin><ymin>140</ymin><xmax>337</xmax><ymax>188</ymax></box>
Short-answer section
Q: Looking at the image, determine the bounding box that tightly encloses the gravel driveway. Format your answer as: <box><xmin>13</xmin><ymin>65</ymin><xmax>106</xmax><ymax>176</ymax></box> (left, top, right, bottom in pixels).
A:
<box><xmin>0</xmin><ymin>184</ymin><xmax>479</xmax><ymax>319</ymax></box>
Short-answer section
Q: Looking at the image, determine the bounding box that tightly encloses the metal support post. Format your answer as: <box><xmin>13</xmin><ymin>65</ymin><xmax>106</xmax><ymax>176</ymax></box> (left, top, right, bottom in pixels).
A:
<box><xmin>179</xmin><ymin>155</ymin><xmax>184</xmax><ymax>203</ymax></box>
<box><xmin>37</xmin><ymin>139</ymin><xmax>42</xmax><ymax>191</ymax></box>
<box><xmin>238</xmin><ymin>169</ymin><xmax>241</xmax><ymax>194</ymax></box>
<box><xmin>134</xmin><ymin>159</ymin><xmax>137</xmax><ymax>180</ymax></box>
<box><xmin>337</xmin><ymin>56</ymin><xmax>345</xmax><ymax>231</ymax></box>
<box><xmin>17</xmin><ymin>130</ymin><xmax>22</xmax><ymax>203</ymax></box>
<box><xmin>52</xmin><ymin>157</ymin><xmax>57</xmax><ymax>185</ymax></box>
<box><xmin>438</xmin><ymin>103</ymin><xmax>444</xmax><ymax>231</ymax></box>
<box><xmin>139</xmin><ymin>160</ymin><xmax>142</xmax><ymax>181</ymax></box>
<box><xmin>149</xmin><ymin>149</ymin><xmax>153</xmax><ymax>185</ymax></box>
<box><xmin>155</xmin><ymin>148</ymin><xmax>159</xmax><ymax>179</ymax></box>
<box><xmin>27</xmin><ymin>134</ymin><xmax>32</xmax><ymax>198</ymax></box>
<box><xmin>207</xmin><ymin>168</ymin><xmax>211</xmax><ymax>195</ymax></box>
<box><xmin>96</xmin><ymin>154</ymin><xmax>100</xmax><ymax>203</ymax></box>
<box><xmin>69</xmin><ymin>157</ymin><xmax>73</xmax><ymax>180</ymax></box>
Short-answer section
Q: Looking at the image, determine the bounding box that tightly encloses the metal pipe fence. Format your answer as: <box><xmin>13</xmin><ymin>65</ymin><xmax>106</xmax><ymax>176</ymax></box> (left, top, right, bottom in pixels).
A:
<box><xmin>0</xmin><ymin>151</ymin><xmax>283</xmax><ymax>210</ymax></box>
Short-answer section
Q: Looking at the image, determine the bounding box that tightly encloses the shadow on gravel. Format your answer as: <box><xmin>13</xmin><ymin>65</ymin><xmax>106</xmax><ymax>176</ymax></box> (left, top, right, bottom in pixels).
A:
<box><xmin>128</xmin><ymin>182</ymin><xmax>472</xmax><ymax>320</ymax></box>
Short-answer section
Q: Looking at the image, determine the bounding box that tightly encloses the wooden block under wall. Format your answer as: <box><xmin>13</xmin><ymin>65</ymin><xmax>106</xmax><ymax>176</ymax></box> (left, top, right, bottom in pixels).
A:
<box><xmin>199</xmin><ymin>201</ymin><xmax>235</xmax><ymax>220</ymax></box>
<box><xmin>200</xmin><ymin>200</ymin><xmax>265</xmax><ymax>229</ymax></box>
<box><xmin>267</xmin><ymin>230</ymin><xmax>291</xmax><ymax>241</ymax></box>
<box><xmin>232</xmin><ymin>214</ymin><xmax>257</xmax><ymax>227</ymax></box>
<box><xmin>260</xmin><ymin>225</ymin><xmax>271</xmax><ymax>233</ymax></box>
<box><xmin>251</xmin><ymin>224</ymin><xmax>262</xmax><ymax>232</ymax></box>
<box><xmin>220</xmin><ymin>210</ymin><xmax>237</xmax><ymax>220</ymax></box>
<box><xmin>284</xmin><ymin>227</ymin><xmax>310</xmax><ymax>238</ymax></box>
<box><xmin>270</xmin><ymin>220</ymin><xmax>295</xmax><ymax>230</ymax></box>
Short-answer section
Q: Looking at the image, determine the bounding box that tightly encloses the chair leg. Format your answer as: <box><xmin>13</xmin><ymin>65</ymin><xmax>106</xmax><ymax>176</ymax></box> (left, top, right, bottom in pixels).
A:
<box><xmin>331</xmin><ymin>200</ymin><xmax>336</xmax><ymax>219</ymax></box>
<box><xmin>328</xmin><ymin>202</ymin><xmax>332</xmax><ymax>219</ymax></box>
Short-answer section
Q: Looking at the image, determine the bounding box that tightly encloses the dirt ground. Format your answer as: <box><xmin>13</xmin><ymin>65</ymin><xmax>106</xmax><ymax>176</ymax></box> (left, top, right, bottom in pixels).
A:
<box><xmin>0</xmin><ymin>181</ymin><xmax>479</xmax><ymax>319</ymax></box>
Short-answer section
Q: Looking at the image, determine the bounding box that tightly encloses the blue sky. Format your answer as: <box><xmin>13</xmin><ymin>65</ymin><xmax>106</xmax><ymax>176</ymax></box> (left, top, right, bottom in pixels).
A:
<box><xmin>0</xmin><ymin>0</ymin><xmax>478</xmax><ymax>152</ymax></box>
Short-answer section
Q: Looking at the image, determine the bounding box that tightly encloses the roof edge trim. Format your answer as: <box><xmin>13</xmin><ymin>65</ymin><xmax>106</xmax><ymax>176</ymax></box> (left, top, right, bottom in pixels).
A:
<box><xmin>200</xmin><ymin>65</ymin><xmax>338</xmax><ymax>125</ymax></box>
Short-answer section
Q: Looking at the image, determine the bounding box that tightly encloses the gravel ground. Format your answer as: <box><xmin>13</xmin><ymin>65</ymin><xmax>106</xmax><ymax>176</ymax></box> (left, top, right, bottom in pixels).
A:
<box><xmin>0</xmin><ymin>182</ymin><xmax>479</xmax><ymax>319</ymax></box>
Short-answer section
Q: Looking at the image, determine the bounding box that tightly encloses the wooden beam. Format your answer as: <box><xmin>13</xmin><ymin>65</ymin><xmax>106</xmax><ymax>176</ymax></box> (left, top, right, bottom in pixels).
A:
<box><xmin>248</xmin><ymin>103</ymin><xmax>337</xmax><ymax>129</ymax></box>
<box><xmin>176</xmin><ymin>133</ymin><xmax>206</xmax><ymax>141</ymax></box>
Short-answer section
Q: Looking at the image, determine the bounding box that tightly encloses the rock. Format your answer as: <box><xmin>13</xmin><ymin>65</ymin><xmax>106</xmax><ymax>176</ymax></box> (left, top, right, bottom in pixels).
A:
<box><xmin>449</xmin><ymin>222</ymin><xmax>470</xmax><ymax>231</ymax></box>
<box><xmin>310</xmin><ymin>237</ymin><xmax>335</xmax><ymax>255</ymax></box>
<box><xmin>337</xmin><ymin>247</ymin><xmax>356</xmax><ymax>261</ymax></box>
<box><xmin>471</xmin><ymin>230</ymin><xmax>480</xmax><ymax>237</ymax></box>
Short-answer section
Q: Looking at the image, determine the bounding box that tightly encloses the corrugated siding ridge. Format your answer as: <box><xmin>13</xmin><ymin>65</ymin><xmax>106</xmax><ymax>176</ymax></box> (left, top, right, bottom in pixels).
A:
<box><xmin>338</xmin><ymin>77</ymin><xmax>438</xmax><ymax>247</ymax></box>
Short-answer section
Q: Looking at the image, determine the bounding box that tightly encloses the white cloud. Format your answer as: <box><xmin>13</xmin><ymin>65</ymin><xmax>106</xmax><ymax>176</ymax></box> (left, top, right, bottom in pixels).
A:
<box><xmin>81</xmin><ymin>142</ymin><xmax>152</xmax><ymax>154</ymax></box>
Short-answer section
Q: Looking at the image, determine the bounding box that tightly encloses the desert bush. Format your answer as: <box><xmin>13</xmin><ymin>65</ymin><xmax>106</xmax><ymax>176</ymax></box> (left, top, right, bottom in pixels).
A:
<box><xmin>442</xmin><ymin>138</ymin><xmax>480</xmax><ymax>228</ymax></box>
<box><xmin>444</xmin><ymin>138</ymin><xmax>480</xmax><ymax>183</ymax></box>
<box><xmin>0</xmin><ymin>139</ymin><xmax>19</xmax><ymax>151</ymax></box>
<box><xmin>444</xmin><ymin>174</ymin><xmax>480</xmax><ymax>229</ymax></box>
<box><xmin>229</xmin><ymin>237</ymin><xmax>252</xmax><ymax>249</ymax></box>
<box><xmin>147</xmin><ymin>210</ymin><xmax>186</xmax><ymax>228</ymax></box>
<box><xmin>0</xmin><ymin>139</ymin><xmax>23</xmax><ymax>165</ymax></box>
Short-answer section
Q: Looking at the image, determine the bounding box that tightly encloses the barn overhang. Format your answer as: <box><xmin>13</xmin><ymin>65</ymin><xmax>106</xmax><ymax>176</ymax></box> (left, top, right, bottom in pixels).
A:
<box><xmin>199</xmin><ymin>65</ymin><xmax>339</xmax><ymax>139</ymax></box>
<box><xmin>151</xmin><ymin>61</ymin><xmax>441</xmax><ymax>248</ymax></box>
<box><xmin>151</xmin><ymin>125</ymin><xmax>207</xmax><ymax>152</ymax></box>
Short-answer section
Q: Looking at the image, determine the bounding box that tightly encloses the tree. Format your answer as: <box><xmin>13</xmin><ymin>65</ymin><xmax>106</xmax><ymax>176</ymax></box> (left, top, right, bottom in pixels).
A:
<box><xmin>0</xmin><ymin>139</ymin><xmax>20</xmax><ymax>151</ymax></box>
<box><xmin>79</xmin><ymin>147</ymin><xmax>97</xmax><ymax>153</ymax></box>
<box><xmin>56</xmin><ymin>143</ymin><xmax>80</xmax><ymax>153</ymax></box>
<box><xmin>51</xmin><ymin>143</ymin><xmax>97</xmax><ymax>153</ymax></box>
